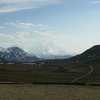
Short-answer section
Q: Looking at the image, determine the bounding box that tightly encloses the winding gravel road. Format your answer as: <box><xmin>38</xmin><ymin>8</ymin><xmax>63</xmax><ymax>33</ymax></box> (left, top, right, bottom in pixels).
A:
<box><xmin>72</xmin><ymin>65</ymin><xmax>93</xmax><ymax>83</ymax></box>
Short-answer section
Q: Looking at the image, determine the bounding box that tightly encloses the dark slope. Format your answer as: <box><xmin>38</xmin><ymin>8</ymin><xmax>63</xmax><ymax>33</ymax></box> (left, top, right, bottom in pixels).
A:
<box><xmin>71</xmin><ymin>45</ymin><xmax>100</xmax><ymax>63</ymax></box>
<box><xmin>79</xmin><ymin>45</ymin><xmax>100</xmax><ymax>57</ymax></box>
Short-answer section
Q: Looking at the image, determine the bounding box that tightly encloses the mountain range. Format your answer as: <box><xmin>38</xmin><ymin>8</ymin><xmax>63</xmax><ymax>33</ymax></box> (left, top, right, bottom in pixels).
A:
<box><xmin>0</xmin><ymin>45</ymin><xmax>100</xmax><ymax>83</ymax></box>
<box><xmin>0</xmin><ymin>45</ymin><xmax>100</xmax><ymax>63</ymax></box>
<box><xmin>0</xmin><ymin>47</ymin><xmax>71</xmax><ymax>62</ymax></box>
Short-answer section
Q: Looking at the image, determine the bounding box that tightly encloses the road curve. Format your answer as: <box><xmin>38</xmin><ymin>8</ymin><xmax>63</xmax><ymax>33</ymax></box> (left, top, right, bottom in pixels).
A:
<box><xmin>72</xmin><ymin>65</ymin><xmax>93</xmax><ymax>83</ymax></box>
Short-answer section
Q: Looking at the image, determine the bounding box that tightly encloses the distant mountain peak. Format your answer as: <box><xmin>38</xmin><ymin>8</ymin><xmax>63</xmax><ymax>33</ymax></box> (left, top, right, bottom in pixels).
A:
<box><xmin>0</xmin><ymin>47</ymin><xmax>39</xmax><ymax>62</ymax></box>
<box><xmin>7</xmin><ymin>47</ymin><xmax>24</xmax><ymax>52</ymax></box>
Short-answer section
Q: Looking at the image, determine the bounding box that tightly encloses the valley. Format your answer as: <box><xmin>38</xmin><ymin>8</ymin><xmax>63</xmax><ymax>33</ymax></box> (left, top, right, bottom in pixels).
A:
<box><xmin>0</xmin><ymin>45</ymin><xmax>100</xmax><ymax>84</ymax></box>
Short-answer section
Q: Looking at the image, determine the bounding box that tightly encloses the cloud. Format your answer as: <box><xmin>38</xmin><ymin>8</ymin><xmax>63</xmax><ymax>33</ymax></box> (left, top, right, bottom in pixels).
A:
<box><xmin>0</xmin><ymin>31</ymin><xmax>67</xmax><ymax>54</ymax></box>
<box><xmin>0</xmin><ymin>0</ymin><xmax>60</xmax><ymax>13</ymax></box>
<box><xmin>4</xmin><ymin>21</ymin><xmax>99</xmax><ymax>55</ymax></box>
<box><xmin>0</xmin><ymin>32</ymin><xmax>35</xmax><ymax>51</ymax></box>
<box><xmin>7</xmin><ymin>22</ymin><xmax>47</xmax><ymax>28</ymax></box>
<box><xmin>91</xmin><ymin>0</ymin><xmax>100</xmax><ymax>4</ymax></box>
<box><xmin>0</xmin><ymin>33</ymin><xmax>13</xmax><ymax>39</ymax></box>
<box><xmin>0</xmin><ymin>21</ymin><xmax>68</xmax><ymax>55</ymax></box>
<box><xmin>34</xmin><ymin>31</ymin><xmax>51</xmax><ymax>36</ymax></box>
<box><xmin>0</xmin><ymin>26</ymin><xmax>4</xmax><ymax>29</ymax></box>
<box><xmin>2</xmin><ymin>22</ymin><xmax>100</xmax><ymax>55</ymax></box>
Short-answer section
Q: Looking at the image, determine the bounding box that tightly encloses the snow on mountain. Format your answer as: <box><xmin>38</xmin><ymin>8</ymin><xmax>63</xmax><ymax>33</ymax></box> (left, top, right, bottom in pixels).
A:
<box><xmin>0</xmin><ymin>47</ymin><xmax>8</xmax><ymax>52</ymax></box>
<box><xmin>36</xmin><ymin>53</ymin><xmax>72</xmax><ymax>60</ymax></box>
<box><xmin>0</xmin><ymin>45</ymin><xmax>72</xmax><ymax>62</ymax></box>
<box><xmin>0</xmin><ymin>47</ymin><xmax>39</xmax><ymax>62</ymax></box>
<box><xmin>29</xmin><ymin>41</ymin><xmax>68</xmax><ymax>57</ymax></box>
<box><xmin>28</xmin><ymin>41</ymin><xmax>71</xmax><ymax>59</ymax></box>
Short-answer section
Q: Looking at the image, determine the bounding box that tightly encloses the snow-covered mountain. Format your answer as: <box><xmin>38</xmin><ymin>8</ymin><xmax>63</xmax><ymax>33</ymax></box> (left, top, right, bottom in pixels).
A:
<box><xmin>0</xmin><ymin>47</ymin><xmax>39</xmax><ymax>62</ymax></box>
<box><xmin>29</xmin><ymin>41</ymin><xmax>71</xmax><ymax>59</ymax></box>
<box><xmin>0</xmin><ymin>46</ymin><xmax>72</xmax><ymax>62</ymax></box>
<box><xmin>36</xmin><ymin>53</ymin><xmax>72</xmax><ymax>59</ymax></box>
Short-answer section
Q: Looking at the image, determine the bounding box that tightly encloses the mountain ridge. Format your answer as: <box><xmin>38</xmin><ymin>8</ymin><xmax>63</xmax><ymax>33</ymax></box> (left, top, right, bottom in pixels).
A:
<box><xmin>0</xmin><ymin>46</ymin><xmax>72</xmax><ymax>62</ymax></box>
<box><xmin>0</xmin><ymin>47</ymin><xmax>39</xmax><ymax>62</ymax></box>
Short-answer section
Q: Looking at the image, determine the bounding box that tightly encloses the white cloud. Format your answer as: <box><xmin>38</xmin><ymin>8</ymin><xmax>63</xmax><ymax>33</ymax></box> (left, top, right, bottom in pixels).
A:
<box><xmin>0</xmin><ymin>32</ymin><xmax>35</xmax><ymax>51</ymax></box>
<box><xmin>0</xmin><ymin>32</ymin><xmax>67</xmax><ymax>54</ymax></box>
<box><xmin>38</xmin><ymin>31</ymin><xmax>51</xmax><ymax>36</ymax></box>
<box><xmin>7</xmin><ymin>22</ymin><xmax>47</xmax><ymax>29</ymax></box>
<box><xmin>0</xmin><ymin>26</ymin><xmax>4</xmax><ymax>29</ymax></box>
<box><xmin>0</xmin><ymin>33</ymin><xmax>13</xmax><ymax>39</ymax></box>
<box><xmin>1</xmin><ymin>29</ymin><xmax>100</xmax><ymax>55</ymax></box>
<box><xmin>4</xmin><ymin>21</ymin><xmax>98</xmax><ymax>55</ymax></box>
<box><xmin>91</xmin><ymin>0</ymin><xmax>100</xmax><ymax>4</ymax></box>
<box><xmin>0</xmin><ymin>0</ymin><xmax>60</xmax><ymax>13</ymax></box>
<box><xmin>0</xmin><ymin>22</ymin><xmax>68</xmax><ymax>55</ymax></box>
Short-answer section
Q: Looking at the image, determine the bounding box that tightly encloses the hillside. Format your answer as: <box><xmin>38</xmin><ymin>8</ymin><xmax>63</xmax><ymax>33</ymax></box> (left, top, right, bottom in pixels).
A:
<box><xmin>72</xmin><ymin>45</ymin><xmax>100</xmax><ymax>64</ymax></box>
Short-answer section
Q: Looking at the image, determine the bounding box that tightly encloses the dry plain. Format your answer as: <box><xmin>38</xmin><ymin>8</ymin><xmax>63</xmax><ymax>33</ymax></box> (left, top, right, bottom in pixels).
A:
<box><xmin>0</xmin><ymin>84</ymin><xmax>100</xmax><ymax>100</ymax></box>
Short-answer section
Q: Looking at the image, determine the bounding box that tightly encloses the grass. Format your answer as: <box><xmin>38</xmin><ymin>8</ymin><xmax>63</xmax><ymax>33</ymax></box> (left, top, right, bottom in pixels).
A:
<box><xmin>0</xmin><ymin>63</ymin><xmax>85</xmax><ymax>83</ymax></box>
<box><xmin>0</xmin><ymin>84</ymin><xmax>100</xmax><ymax>100</ymax></box>
<box><xmin>0</xmin><ymin>55</ymin><xmax>100</xmax><ymax>83</ymax></box>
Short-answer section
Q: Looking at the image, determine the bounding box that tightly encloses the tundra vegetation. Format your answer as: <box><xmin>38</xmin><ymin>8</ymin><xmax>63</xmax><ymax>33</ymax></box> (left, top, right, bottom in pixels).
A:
<box><xmin>0</xmin><ymin>84</ymin><xmax>100</xmax><ymax>100</ymax></box>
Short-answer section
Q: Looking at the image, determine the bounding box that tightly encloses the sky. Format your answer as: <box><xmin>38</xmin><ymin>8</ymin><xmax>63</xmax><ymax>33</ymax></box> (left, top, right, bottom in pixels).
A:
<box><xmin>0</xmin><ymin>0</ymin><xmax>100</xmax><ymax>55</ymax></box>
